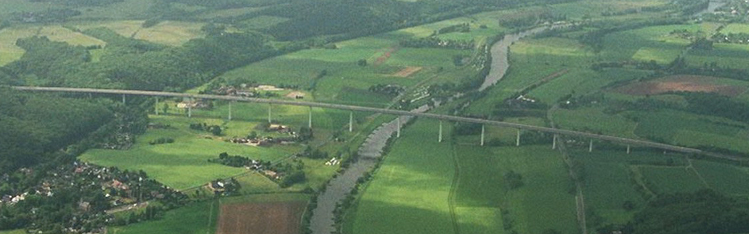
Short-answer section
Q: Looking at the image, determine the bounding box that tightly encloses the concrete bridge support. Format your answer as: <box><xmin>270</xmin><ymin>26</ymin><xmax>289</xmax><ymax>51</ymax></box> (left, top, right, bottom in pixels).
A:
<box><xmin>480</xmin><ymin>125</ymin><xmax>485</xmax><ymax>146</ymax></box>
<box><xmin>397</xmin><ymin>116</ymin><xmax>401</xmax><ymax>138</ymax></box>
<box><xmin>308</xmin><ymin>107</ymin><xmax>313</xmax><ymax>128</ymax></box>
<box><xmin>438</xmin><ymin>121</ymin><xmax>443</xmax><ymax>142</ymax></box>
<box><xmin>349</xmin><ymin>112</ymin><xmax>353</xmax><ymax>132</ymax></box>
<box><xmin>228</xmin><ymin>101</ymin><xmax>232</xmax><ymax>121</ymax></box>
<box><xmin>589</xmin><ymin>139</ymin><xmax>593</xmax><ymax>152</ymax></box>
<box><xmin>268</xmin><ymin>104</ymin><xmax>272</xmax><ymax>123</ymax></box>
<box><xmin>516</xmin><ymin>129</ymin><xmax>521</xmax><ymax>146</ymax></box>
<box><xmin>188</xmin><ymin>98</ymin><xmax>192</xmax><ymax>118</ymax></box>
<box><xmin>552</xmin><ymin>134</ymin><xmax>557</xmax><ymax>149</ymax></box>
<box><xmin>627</xmin><ymin>145</ymin><xmax>631</xmax><ymax>154</ymax></box>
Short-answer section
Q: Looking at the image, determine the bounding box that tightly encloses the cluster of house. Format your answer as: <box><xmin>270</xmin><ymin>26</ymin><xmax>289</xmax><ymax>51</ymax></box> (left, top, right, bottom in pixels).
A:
<box><xmin>325</xmin><ymin>157</ymin><xmax>340</xmax><ymax>166</ymax></box>
<box><xmin>1</xmin><ymin>192</ymin><xmax>27</xmax><ymax>205</ymax></box>
<box><xmin>176</xmin><ymin>100</ymin><xmax>210</xmax><ymax>109</ymax></box>
<box><xmin>515</xmin><ymin>95</ymin><xmax>537</xmax><ymax>103</ymax></box>
<box><xmin>1</xmin><ymin>162</ymin><xmax>176</xmax><ymax>209</ymax></box>
<box><xmin>212</xmin><ymin>84</ymin><xmax>286</xmax><ymax>97</ymax></box>
<box><xmin>230</xmin><ymin>124</ymin><xmax>299</xmax><ymax>147</ymax></box>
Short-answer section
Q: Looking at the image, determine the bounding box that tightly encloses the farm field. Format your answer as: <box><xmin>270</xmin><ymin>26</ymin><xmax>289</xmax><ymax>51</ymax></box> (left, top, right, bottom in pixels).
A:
<box><xmin>551</xmin><ymin>107</ymin><xmax>639</xmax><ymax>138</ymax></box>
<box><xmin>80</xmin><ymin>115</ymin><xmax>295</xmax><ymax>190</ymax></box>
<box><xmin>551</xmin><ymin>0</ymin><xmax>669</xmax><ymax>19</ymax></box>
<box><xmin>217</xmin><ymin>194</ymin><xmax>308</xmax><ymax>234</ymax></box>
<box><xmin>347</xmin><ymin>120</ymin><xmax>455</xmax><ymax>234</ymax></box>
<box><xmin>454</xmin><ymin>145</ymin><xmax>577</xmax><ymax>234</ymax></box>
<box><xmin>216</xmin><ymin>9</ymin><xmax>512</xmax><ymax>107</ymax></box>
<box><xmin>0</xmin><ymin>25</ymin><xmax>106</xmax><ymax>66</ymax></box>
<box><xmin>132</xmin><ymin>21</ymin><xmax>206</xmax><ymax>46</ymax></box>
<box><xmin>108</xmin><ymin>200</ymin><xmax>219</xmax><ymax>234</ymax></box>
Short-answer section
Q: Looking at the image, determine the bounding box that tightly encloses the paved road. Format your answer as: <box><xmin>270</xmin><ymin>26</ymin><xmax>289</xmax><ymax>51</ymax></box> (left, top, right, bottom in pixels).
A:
<box><xmin>12</xmin><ymin>85</ymin><xmax>713</xmax><ymax>156</ymax></box>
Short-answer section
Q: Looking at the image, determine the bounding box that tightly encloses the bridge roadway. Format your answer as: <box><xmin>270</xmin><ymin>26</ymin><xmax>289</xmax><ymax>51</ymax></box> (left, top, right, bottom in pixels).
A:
<box><xmin>13</xmin><ymin>86</ymin><xmax>709</xmax><ymax>156</ymax></box>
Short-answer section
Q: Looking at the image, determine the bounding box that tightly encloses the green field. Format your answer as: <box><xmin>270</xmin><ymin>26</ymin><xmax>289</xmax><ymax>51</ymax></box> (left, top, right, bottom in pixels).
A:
<box><xmin>0</xmin><ymin>25</ymin><xmax>106</xmax><ymax>66</ymax></box>
<box><xmin>347</xmin><ymin>120</ymin><xmax>456</xmax><ymax>234</ymax></box>
<box><xmin>80</xmin><ymin>115</ymin><xmax>295</xmax><ymax>190</ymax></box>
<box><xmin>602</xmin><ymin>24</ymin><xmax>699</xmax><ymax>63</ymax></box>
<box><xmin>552</xmin><ymin>107</ymin><xmax>639</xmax><ymax>138</ymax></box>
<box><xmin>629</xmin><ymin>110</ymin><xmax>749</xmax><ymax>152</ymax></box>
<box><xmin>455</xmin><ymin>145</ymin><xmax>578</xmax><ymax>234</ymax></box>
<box><xmin>109</xmin><ymin>200</ymin><xmax>218</xmax><ymax>234</ymax></box>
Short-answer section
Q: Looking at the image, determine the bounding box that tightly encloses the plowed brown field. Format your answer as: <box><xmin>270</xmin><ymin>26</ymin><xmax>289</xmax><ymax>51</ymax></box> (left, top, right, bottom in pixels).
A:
<box><xmin>216</xmin><ymin>201</ymin><xmax>306</xmax><ymax>234</ymax></box>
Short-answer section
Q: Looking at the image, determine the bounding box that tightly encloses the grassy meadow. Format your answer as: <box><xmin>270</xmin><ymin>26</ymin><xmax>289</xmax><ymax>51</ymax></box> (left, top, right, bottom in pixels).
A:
<box><xmin>347</xmin><ymin>120</ymin><xmax>456</xmax><ymax>234</ymax></box>
<box><xmin>108</xmin><ymin>200</ymin><xmax>219</xmax><ymax>234</ymax></box>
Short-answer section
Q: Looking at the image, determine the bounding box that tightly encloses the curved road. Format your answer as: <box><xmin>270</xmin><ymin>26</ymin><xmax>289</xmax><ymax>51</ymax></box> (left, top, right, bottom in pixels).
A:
<box><xmin>12</xmin><ymin>86</ymin><xmax>711</xmax><ymax>156</ymax></box>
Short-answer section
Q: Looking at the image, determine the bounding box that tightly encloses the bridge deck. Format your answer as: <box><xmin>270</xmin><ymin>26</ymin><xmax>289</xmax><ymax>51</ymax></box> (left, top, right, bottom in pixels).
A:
<box><xmin>12</xmin><ymin>86</ymin><xmax>715</xmax><ymax>157</ymax></box>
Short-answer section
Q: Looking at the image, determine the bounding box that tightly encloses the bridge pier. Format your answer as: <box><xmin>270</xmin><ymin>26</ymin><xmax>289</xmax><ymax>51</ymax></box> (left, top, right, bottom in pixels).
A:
<box><xmin>308</xmin><ymin>107</ymin><xmax>313</xmax><ymax>128</ymax></box>
<box><xmin>187</xmin><ymin>98</ymin><xmax>192</xmax><ymax>118</ymax></box>
<box><xmin>228</xmin><ymin>101</ymin><xmax>233</xmax><ymax>121</ymax></box>
<box><xmin>589</xmin><ymin>139</ymin><xmax>593</xmax><ymax>152</ymax></box>
<box><xmin>155</xmin><ymin>97</ymin><xmax>159</xmax><ymax>115</ymax></box>
<box><xmin>349</xmin><ymin>112</ymin><xmax>353</xmax><ymax>132</ymax></box>
<box><xmin>627</xmin><ymin>145</ymin><xmax>631</xmax><ymax>154</ymax></box>
<box><xmin>480</xmin><ymin>125</ymin><xmax>485</xmax><ymax>146</ymax></box>
<box><xmin>552</xmin><ymin>134</ymin><xmax>557</xmax><ymax>149</ymax></box>
<box><xmin>438</xmin><ymin>121</ymin><xmax>443</xmax><ymax>142</ymax></box>
<box><xmin>516</xmin><ymin>129</ymin><xmax>521</xmax><ymax>146</ymax></box>
<box><xmin>268</xmin><ymin>104</ymin><xmax>272</xmax><ymax>123</ymax></box>
<box><xmin>397</xmin><ymin>116</ymin><xmax>401</xmax><ymax>138</ymax></box>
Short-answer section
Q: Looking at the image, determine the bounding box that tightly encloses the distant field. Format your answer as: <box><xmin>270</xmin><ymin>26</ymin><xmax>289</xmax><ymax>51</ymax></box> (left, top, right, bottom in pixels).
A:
<box><xmin>602</xmin><ymin>24</ymin><xmax>699</xmax><ymax>63</ymax></box>
<box><xmin>639</xmin><ymin>166</ymin><xmax>708</xmax><ymax>194</ymax></box>
<box><xmin>0</xmin><ymin>25</ymin><xmax>106</xmax><ymax>66</ymax></box>
<box><xmin>0</xmin><ymin>230</ymin><xmax>26</xmax><ymax>234</ymax></box>
<box><xmin>197</xmin><ymin>6</ymin><xmax>266</xmax><ymax>19</ymax></box>
<box><xmin>630</xmin><ymin>110</ymin><xmax>749</xmax><ymax>153</ymax></box>
<box><xmin>240</xmin><ymin>15</ymin><xmax>290</xmax><ymax>29</ymax></box>
<box><xmin>612</xmin><ymin>75</ymin><xmax>749</xmax><ymax>97</ymax></box>
<box><xmin>687</xmin><ymin>43</ymin><xmax>749</xmax><ymax>69</ymax></box>
<box><xmin>74</xmin><ymin>20</ymin><xmax>144</xmax><ymax>38</ymax></box>
<box><xmin>720</xmin><ymin>23</ymin><xmax>749</xmax><ymax>34</ymax></box>
<box><xmin>73</xmin><ymin>20</ymin><xmax>205</xmax><ymax>46</ymax></box>
<box><xmin>80</xmin><ymin>115</ymin><xmax>294</xmax><ymax>190</ymax></box>
<box><xmin>109</xmin><ymin>200</ymin><xmax>219</xmax><ymax>234</ymax></box>
<box><xmin>551</xmin><ymin>0</ymin><xmax>669</xmax><ymax>19</ymax></box>
<box><xmin>73</xmin><ymin>0</ymin><xmax>154</xmax><ymax>19</ymax></box>
<box><xmin>552</xmin><ymin>107</ymin><xmax>639</xmax><ymax>138</ymax></box>
<box><xmin>134</xmin><ymin>21</ymin><xmax>205</xmax><ymax>46</ymax></box>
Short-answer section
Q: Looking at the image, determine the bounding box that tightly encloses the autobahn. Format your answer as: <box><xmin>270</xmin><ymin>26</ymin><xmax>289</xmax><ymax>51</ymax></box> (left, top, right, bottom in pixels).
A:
<box><xmin>12</xmin><ymin>86</ymin><xmax>733</xmax><ymax>159</ymax></box>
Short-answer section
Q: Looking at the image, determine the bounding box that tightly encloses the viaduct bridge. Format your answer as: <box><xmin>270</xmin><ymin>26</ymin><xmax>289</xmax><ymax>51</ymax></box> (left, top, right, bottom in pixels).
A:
<box><xmin>12</xmin><ymin>86</ymin><xmax>735</xmax><ymax>159</ymax></box>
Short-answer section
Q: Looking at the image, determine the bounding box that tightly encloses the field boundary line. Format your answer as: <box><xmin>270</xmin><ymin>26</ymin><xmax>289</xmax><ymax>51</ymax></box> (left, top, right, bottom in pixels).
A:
<box><xmin>687</xmin><ymin>158</ymin><xmax>713</xmax><ymax>189</ymax></box>
<box><xmin>448</xmin><ymin>142</ymin><xmax>461</xmax><ymax>234</ymax></box>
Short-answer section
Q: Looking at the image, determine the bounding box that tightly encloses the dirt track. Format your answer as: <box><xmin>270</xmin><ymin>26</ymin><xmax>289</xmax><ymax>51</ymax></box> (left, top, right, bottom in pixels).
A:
<box><xmin>216</xmin><ymin>201</ymin><xmax>306</xmax><ymax>234</ymax></box>
<box><xmin>392</xmin><ymin>66</ymin><xmax>422</xmax><ymax>77</ymax></box>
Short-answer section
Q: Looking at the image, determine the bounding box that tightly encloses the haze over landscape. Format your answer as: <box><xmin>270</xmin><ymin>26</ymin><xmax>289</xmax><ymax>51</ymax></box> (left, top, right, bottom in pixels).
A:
<box><xmin>2</xmin><ymin>0</ymin><xmax>749</xmax><ymax>234</ymax></box>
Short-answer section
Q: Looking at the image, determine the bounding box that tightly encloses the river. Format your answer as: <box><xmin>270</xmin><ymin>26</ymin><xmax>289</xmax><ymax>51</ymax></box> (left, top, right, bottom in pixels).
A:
<box><xmin>309</xmin><ymin>25</ymin><xmax>553</xmax><ymax>234</ymax></box>
<box><xmin>479</xmin><ymin>26</ymin><xmax>554</xmax><ymax>91</ymax></box>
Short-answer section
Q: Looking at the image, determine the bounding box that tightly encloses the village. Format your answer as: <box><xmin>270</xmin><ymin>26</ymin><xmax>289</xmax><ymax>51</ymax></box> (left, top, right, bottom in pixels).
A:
<box><xmin>0</xmin><ymin>160</ymin><xmax>188</xmax><ymax>233</ymax></box>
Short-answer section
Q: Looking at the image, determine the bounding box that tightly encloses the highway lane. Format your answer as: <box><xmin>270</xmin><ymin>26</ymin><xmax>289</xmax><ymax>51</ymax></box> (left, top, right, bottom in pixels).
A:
<box><xmin>11</xmin><ymin>86</ymin><xmax>713</xmax><ymax>156</ymax></box>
